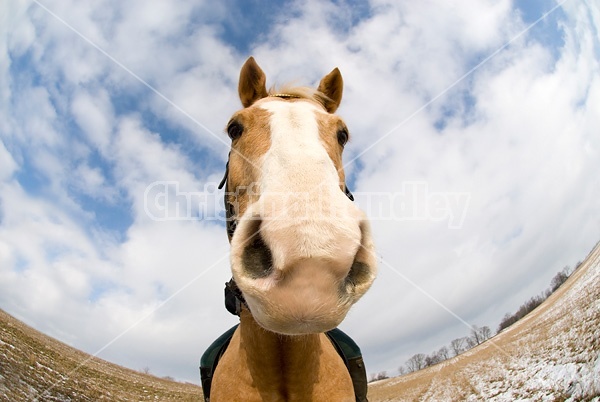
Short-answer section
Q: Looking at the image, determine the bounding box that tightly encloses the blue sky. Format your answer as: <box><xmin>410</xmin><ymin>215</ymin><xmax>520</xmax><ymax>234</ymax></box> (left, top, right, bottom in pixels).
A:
<box><xmin>1</xmin><ymin>0</ymin><xmax>600</xmax><ymax>384</ymax></box>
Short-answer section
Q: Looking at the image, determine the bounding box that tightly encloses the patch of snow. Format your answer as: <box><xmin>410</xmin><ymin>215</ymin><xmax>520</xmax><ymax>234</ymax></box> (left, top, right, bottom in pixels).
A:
<box><xmin>1</xmin><ymin>341</ymin><xmax>15</xmax><ymax>349</ymax></box>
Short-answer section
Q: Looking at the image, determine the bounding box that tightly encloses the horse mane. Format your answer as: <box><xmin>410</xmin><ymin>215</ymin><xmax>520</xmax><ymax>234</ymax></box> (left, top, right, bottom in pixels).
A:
<box><xmin>268</xmin><ymin>85</ymin><xmax>332</xmax><ymax>110</ymax></box>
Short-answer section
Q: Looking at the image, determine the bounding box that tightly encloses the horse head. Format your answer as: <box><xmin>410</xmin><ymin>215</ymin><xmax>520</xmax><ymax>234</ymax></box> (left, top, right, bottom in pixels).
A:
<box><xmin>223</xmin><ymin>57</ymin><xmax>377</xmax><ymax>335</ymax></box>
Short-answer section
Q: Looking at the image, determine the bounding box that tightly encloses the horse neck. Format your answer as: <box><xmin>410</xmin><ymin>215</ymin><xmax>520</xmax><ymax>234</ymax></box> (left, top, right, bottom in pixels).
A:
<box><xmin>238</xmin><ymin>307</ymin><xmax>322</xmax><ymax>367</ymax></box>
<box><xmin>212</xmin><ymin>307</ymin><xmax>355</xmax><ymax>400</ymax></box>
<box><xmin>238</xmin><ymin>307</ymin><xmax>323</xmax><ymax>392</ymax></box>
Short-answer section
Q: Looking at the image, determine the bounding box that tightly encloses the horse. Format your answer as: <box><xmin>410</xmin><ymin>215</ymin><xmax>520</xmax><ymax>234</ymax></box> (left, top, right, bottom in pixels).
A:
<box><xmin>209</xmin><ymin>57</ymin><xmax>377</xmax><ymax>402</ymax></box>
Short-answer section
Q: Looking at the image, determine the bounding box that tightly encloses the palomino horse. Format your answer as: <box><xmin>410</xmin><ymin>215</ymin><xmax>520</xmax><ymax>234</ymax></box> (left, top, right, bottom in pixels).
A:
<box><xmin>210</xmin><ymin>57</ymin><xmax>377</xmax><ymax>401</ymax></box>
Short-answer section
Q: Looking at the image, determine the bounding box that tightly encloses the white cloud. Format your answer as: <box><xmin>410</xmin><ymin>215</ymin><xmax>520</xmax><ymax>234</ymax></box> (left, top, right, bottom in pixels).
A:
<box><xmin>0</xmin><ymin>142</ymin><xmax>17</xmax><ymax>180</ymax></box>
<box><xmin>71</xmin><ymin>88</ymin><xmax>115</xmax><ymax>153</ymax></box>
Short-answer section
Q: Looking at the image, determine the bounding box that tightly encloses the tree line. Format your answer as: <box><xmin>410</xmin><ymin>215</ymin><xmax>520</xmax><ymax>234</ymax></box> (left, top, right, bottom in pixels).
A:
<box><xmin>397</xmin><ymin>324</ymin><xmax>493</xmax><ymax>376</ymax></box>
<box><xmin>497</xmin><ymin>265</ymin><xmax>572</xmax><ymax>333</ymax></box>
<box><xmin>368</xmin><ymin>264</ymin><xmax>575</xmax><ymax>382</ymax></box>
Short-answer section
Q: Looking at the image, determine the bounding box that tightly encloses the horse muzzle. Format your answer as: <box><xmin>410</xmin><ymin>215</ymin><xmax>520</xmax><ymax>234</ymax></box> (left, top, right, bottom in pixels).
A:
<box><xmin>229</xmin><ymin>195</ymin><xmax>377</xmax><ymax>335</ymax></box>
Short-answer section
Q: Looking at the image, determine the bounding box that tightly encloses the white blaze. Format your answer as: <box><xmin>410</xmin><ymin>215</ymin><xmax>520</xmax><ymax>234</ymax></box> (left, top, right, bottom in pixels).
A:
<box><xmin>260</xmin><ymin>101</ymin><xmax>340</xmax><ymax>194</ymax></box>
<box><xmin>253</xmin><ymin>101</ymin><xmax>361</xmax><ymax>273</ymax></box>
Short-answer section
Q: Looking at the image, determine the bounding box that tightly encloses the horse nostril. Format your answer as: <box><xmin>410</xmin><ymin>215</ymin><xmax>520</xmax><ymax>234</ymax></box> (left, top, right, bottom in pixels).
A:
<box><xmin>345</xmin><ymin>260</ymin><xmax>371</xmax><ymax>291</ymax></box>
<box><xmin>241</xmin><ymin>218</ymin><xmax>274</xmax><ymax>279</ymax></box>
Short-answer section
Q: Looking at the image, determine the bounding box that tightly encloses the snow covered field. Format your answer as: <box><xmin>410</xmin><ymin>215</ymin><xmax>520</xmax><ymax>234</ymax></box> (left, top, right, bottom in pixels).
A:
<box><xmin>369</xmin><ymin>242</ymin><xmax>600</xmax><ymax>401</ymax></box>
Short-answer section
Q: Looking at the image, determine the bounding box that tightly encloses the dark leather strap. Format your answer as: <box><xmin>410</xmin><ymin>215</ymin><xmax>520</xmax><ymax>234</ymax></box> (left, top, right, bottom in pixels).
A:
<box><xmin>224</xmin><ymin>279</ymin><xmax>246</xmax><ymax>316</ymax></box>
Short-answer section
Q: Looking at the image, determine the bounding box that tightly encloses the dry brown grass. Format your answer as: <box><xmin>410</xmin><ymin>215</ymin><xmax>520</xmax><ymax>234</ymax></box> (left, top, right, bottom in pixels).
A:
<box><xmin>0</xmin><ymin>309</ymin><xmax>202</xmax><ymax>401</ymax></box>
<box><xmin>367</xmin><ymin>242</ymin><xmax>600</xmax><ymax>401</ymax></box>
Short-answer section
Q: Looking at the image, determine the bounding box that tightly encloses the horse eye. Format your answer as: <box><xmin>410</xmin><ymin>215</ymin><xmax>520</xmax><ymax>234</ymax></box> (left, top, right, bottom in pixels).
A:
<box><xmin>337</xmin><ymin>128</ymin><xmax>349</xmax><ymax>146</ymax></box>
<box><xmin>227</xmin><ymin>121</ymin><xmax>244</xmax><ymax>140</ymax></box>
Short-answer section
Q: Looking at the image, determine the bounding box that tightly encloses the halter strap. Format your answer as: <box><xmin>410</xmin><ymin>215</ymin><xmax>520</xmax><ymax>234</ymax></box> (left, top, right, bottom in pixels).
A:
<box><xmin>218</xmin><ymin>154</ymin><xmax>229</xmax><ymax>190</ymax></box>
<box><xmin>224</xmin><ymin>278</ymin><xmax>246</xmax><ymax>316</ymax></box>
<box><xmin>218</xmin><ymin>153</ymin><xmax>237</xmax><ymax>239</ymax></box>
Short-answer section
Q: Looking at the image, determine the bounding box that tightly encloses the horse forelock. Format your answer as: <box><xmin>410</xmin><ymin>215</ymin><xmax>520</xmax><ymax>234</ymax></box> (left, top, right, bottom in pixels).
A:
<box><xmin>267</xmin><ymin>86</ymin><xmax>332</xmax><ymax>111</ymax></box>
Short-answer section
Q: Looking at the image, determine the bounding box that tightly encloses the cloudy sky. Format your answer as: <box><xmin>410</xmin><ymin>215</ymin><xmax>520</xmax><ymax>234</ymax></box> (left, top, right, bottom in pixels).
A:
<box><xmin>1</xmin><ymin>0</ymin><xmax>599</xmax><ymax>383</ymax></box>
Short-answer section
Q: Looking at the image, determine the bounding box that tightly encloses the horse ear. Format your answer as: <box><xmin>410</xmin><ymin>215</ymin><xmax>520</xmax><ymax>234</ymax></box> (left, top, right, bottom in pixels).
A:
<box><xmin>238</xmin><ymin>57</ymin><xmax>268</xmax><ymax>108</ymax></box>
<box><xmin>317</xmin><ymin>68</ymin><xmax>343</xmax><ymax>113</ymax></box>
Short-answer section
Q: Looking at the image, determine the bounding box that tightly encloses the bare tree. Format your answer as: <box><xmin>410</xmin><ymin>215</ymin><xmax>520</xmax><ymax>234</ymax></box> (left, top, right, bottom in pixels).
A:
<box><xmin>398</xmin><ymin>366</ymin><xmax>407</xmax><ymax>376</ymax></box>
<box><xmin>468</xmin><ymin>325</ymin><xmax>493</xmax><ymax>347</ymax></box>
<box><xmin>497</xmin><ymin>313</ymin><xmax>515</xmax><ymax>334</ymax></box>
<box><xmin>369</xmin><ymin>371</ymin><xmax>390</xmax><ymax>382</ymax></box>
<box><xmin>376</xmin><ymin>371</ymin><xmax>388</xmax><ymax>381</ymax></box>
<box><xmin>450</xmin><ymin>337</ymin><xmax>466</xmax><ymax>356</ymax></box>
<box><xmin>470</xmin><ymin>325</ymin><xmax>483</xmax><ymax>346</ymax></box>
<box><xmin>465</xmin><ymin>335</ymin><xmax>477</xmax><ymax>349</ymax></box>
<box><xmin>425</xmin><ymin>353</ymin><xmax>441</xmax><ymax>367</ymax></box>
<box><xmin>437</xmin><ymin>346</ymin><xmax>450</xmax><ymax>361</ymax></box>
<box><xmin>406</xmin><ymin>353</ymin><xmax>427</xmax><ymax>373</ymax></box>
<box><xmin>479</xmin><ymin>326</ymin><xmax>492</xmax><ymax>342</ymax></box>
<box><xmin>550</xmin><ymin>266</ymin><xmax>571</xmax><ymax>292</ymax></box>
